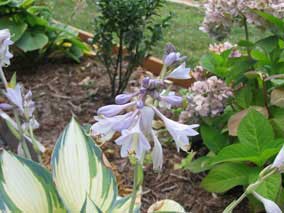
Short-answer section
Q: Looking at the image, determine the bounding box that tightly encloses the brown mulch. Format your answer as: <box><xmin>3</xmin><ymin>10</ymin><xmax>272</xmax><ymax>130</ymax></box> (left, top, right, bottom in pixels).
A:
<box><xmin>5</xmin><ymin>57</ymin><xmax>248</xmax><ymax>213</ymax></box>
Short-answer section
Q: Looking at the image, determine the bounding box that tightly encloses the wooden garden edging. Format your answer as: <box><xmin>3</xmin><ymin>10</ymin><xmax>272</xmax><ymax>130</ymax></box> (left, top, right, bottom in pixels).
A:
<box><xmin>75</xmin><ymin>27</ymin><xmax>193</xmax><ymax>88</ymax></box>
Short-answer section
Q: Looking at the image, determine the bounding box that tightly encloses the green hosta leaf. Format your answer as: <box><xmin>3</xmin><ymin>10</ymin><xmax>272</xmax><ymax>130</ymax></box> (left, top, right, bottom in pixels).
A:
<box><xmin>200</xmin><ymin>125</ymin><xmax>229</xmax><ymax>153</ymax></box>
<box><xmin>0</xmin><ymin>17</ymin><xmax>27</xmax><ymax>42</ymax></box>
<box><xmin>51</xmin><ymin>117</ymin><xmax>117</xmax><ymax>212</ymax></box>
<box><xmin>147</xmin><ymin>199</ymin><xmax>185</xmax><ymax>213</ymax></box>
<box><xmin>201</xmin><ymin>163</ymin><xmax>259</xmax><ymax>193</ymax></box>
<box><xmin>0</xmin><ymin>151</ymin><xmax>64</xmax><ymax>212</ymax></box>
<box><xmin>16</xmin><ymin>31</ymin><xmax>48</xmax><ymax>52</ymax></box>
<box><xmin>112</xmin><ymin>196</ymin><xmax>139</xmax><ymax>213</ymax></box>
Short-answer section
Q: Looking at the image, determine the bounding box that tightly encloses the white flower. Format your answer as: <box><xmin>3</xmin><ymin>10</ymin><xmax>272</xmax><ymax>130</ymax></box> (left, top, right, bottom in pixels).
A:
<box><xmin>91</xmin><ymin>111</ymin><xmax>136</xmax><ymax>142</ymax></box>
<box><xmin>115</xmin><ymin>119</ymin><xmax>151</xmax><ymax>160</ymax></box>
<box><xmin>272</xmin><ymin>146</ymin><xmax>284</xmax><ymax>172</ymax></box>
<box><xmin>4</xmin><ymin>84</ymin><xmax>24</xmax><ymax>112</ymax></box>
<box><xmin>166</xmin><ymin>62</ymin><xmax>191</xmax><ymax>80</ymax></box>
<box><xmin>0</xmin><ymin>29</ymin><xmax>13</xmax><ymax>67</ymax></box>
<box><xmin>151</xmin><ymin>130</ymin><xmax>163</xmax><ymax>171</ymax></box>
<box><xmin>152</xmin><ymin>106</ymin><xmax>199</xmax><ymax>152</ymax></box>
<box><xmin>253</xmin><ymin>192</ymin><xmax>282</xmax><ymax>213</ymax></box>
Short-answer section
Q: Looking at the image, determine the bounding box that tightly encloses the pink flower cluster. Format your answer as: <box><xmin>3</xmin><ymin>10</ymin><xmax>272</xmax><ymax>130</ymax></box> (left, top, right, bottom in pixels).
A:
<box><xmin>180</xmin><ymin>76</ymin><xmax>233</xmax><ymax>122</ymax></box>
<box><xmin>200</xmin><ymin>0</ymin><xmax>284</xmax><ymax>39</ymax></box>
<box><xmin>209</xmin><ymin>42</ymin><xmax>241</xmax><ymax>57</ymax></box>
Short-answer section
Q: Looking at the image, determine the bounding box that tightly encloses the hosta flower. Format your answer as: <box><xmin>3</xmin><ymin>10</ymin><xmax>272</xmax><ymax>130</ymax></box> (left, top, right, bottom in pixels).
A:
<box><xmin>4</xmin><ymin>84</ymin><xmax>36</xmax><ymax>118</ymax></box>
<box><xmin>166</xmin><ymin>62</ymin><xmax>191</xmax><ymax>80</ymax></box>
<box><xmin>0</xmin><ymin>29</ymin><xmax>13</xmax><ymax>67</ymax></box>
<box><xmin>97</xmin><ymin>101</ymin><xmax>136</xmax><ymax>117</ymax></box>
<box><xmin>163</xmin><ymin>44</ymin><xmax>186</xmax><ymax>66</ymax></box>
<box><xmin>4</xmin><ymin>84</ymin><xmax>24</xmax><ymax>112</ymax></box>
<box><xmin>272</xmin><ymin>145</ymin><xmax>284</xmax><ymax>172</ymax></box>
<box><xmin>151</xmin><ymin>130</ymin><xmax>163</xmax><ymax>170</ymax></box>
<box><xmin>253</xmin><ymin>192</ymin><xmax>282</xmax><ymax>213</ymax></box>
<box><xmin>159</xmin><ymin>91</ymin><xmax>183</xmax><ymax>109</ymax></box>
<box><xmin>92</xmin><ymin>76</ymin><xmax>199</xmax><ymax>169</ymax></box>
<box><xmin>115</xmin><ymin>118</ymin><xmax>151</xmax><ymax>160</ymax></box>
<box><xmin>152</xmin><ymin>106</ymin><xmax>199</xmax><ymax>152</ymax></box>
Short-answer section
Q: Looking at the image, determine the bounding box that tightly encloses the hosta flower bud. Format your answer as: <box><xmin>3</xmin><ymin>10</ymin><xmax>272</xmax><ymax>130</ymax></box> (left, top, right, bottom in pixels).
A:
<box><xmin>115</xmin><ymin>93</ymin><xmax>135</xmax><ymax>105</ymax></box>
<box><xmin>272</xmin><ymin>146</ymin><xmax>284</xmax><ymax>172</ymax></box>
<box><xmin>97</xmin><ymin>101</ymin><xmax>135</xmax><ymax>117</ymax></box>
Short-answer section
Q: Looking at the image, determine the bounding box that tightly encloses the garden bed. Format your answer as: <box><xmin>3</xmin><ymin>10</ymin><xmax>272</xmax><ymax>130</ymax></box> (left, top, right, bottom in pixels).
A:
<box><xmin>6</xmin><ymin>58</ymin><xmax>248</xmax><ymax>213</ymax></box>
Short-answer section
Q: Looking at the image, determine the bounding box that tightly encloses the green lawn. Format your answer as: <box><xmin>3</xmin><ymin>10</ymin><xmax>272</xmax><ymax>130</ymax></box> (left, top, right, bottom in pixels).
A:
<box><xmin>48</xmin><ymin>0</ymin><xmax>264</xmax><ymax>66</ymax></box>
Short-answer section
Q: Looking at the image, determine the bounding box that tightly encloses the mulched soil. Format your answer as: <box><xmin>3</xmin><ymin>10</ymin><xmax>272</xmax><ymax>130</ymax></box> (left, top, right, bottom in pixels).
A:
<box><xmin>4</xmin><ymin>57</ymin><xmax>248</xmax><ymax>213</ymax></box>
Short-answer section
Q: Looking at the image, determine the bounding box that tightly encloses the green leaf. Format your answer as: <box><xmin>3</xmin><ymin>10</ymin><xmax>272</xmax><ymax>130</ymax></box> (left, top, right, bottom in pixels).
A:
<box><xmin>51</xmin><ymin>117</ymin><xmax>117</xmax><ymax>212</ymax></box>
<box><xmin>186</xmin><ymin>156</ymin><xmax>214</xmax><ymax>173</ymax></box>
<box><xmin>255</xmin><ymin>173</ymin><xmax>282</xmax><ymax>201</ymax></box>
<box><xmin>0</xmin><ymin>17</ymin><xmax>27</xmax><ymax>42</ymax></box>
<box><xmin>148</xmin><ymin>199</ymin><xmax>185</xmax><ymax>213</ymax></box>
<box><xmin>256</xmin><ymin>36</ymin><xmax>279</xmax><ymax>53</ymax></box>
<box><xmin>15</xmin><ymin>31</ymin><xmax>48</xmax><ymax>52</ymax></box>
<box><xmin>200</xmin><ymin>125</ymin><xmax>229</xmax><ymax>153</ymax></box>
<box><xmin>211</xmin><ymin>143</ymin><xmax>282</xmax><ymax>167</ymax></box>
<box><xmin>270</xmin><ymin>107</ymin><xmax>284</xmax><ymax>137</ymax></box>
<box><xmin>235</xmin><ymin>86</ymin><xmax>253</xmax><ymax>109</ymax></box>
<box><xmin>238</xmin><ymin>110</ymin><xmax>274</xmax><ymax>151</ymax></box>
<box><xmin>201</xmin><ymin>163</ymin><xmax>258</xmax><ymax>193</ymax></box>
<box><xmin>0</xmin><ymin>151</ymin><xmax>64</xmax><ymax>212</ymax></box>
<box><xmin>8</xmin><ymin>73</ymin><xmax>16</xmax><ymax>88</ymax></box>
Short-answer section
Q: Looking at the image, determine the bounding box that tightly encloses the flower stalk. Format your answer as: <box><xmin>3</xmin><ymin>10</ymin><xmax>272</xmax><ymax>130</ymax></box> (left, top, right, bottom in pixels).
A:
<box><xmin>129</xmin><ymin>160</ymin><xmax>143</xmax><ymax>213</ymax></box>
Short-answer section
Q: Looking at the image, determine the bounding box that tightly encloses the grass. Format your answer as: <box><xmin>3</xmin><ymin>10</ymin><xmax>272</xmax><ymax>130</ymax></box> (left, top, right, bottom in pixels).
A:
<box><xmin>48</xmin><ymin>0</ymin><xmax>265</xmax><ymax>66</ymax></box>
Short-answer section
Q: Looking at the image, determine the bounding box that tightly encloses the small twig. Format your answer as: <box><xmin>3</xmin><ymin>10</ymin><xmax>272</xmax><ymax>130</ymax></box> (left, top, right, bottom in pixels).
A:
<box><xmin>170</xmin><ymin>173</ymin><xmax>190</xmax><ymax>182</ymax></box>
<box><xmin>161</xmin><ymin>184</ymin><xmax>178</xmax><ymax>193</ymax></box>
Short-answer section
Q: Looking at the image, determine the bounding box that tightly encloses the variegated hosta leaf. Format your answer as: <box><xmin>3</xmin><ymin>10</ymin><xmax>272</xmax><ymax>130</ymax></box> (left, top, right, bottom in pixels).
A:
<box><xmin>111</xmin><ymin>195</ymin><xmax>140</xmax><ymax>213</ymax></box>
<box><xmin>51</xmin><ymin>117</ymin><xmax>118</xmax><ymax>212</ymax></box>
<box><xmin>147</xmin><ymin>199</ymin><xmax>185</xmax><ymax>213</ymax></box>
<box><xmin>0</xmin><ymin>151</ymin><xmax>64</xmax><ymax>212</ymax></box>
<box><xmin>81</xmin><ymin>196</ymin><xmax>102</xmax><ymax>213</ymax></box>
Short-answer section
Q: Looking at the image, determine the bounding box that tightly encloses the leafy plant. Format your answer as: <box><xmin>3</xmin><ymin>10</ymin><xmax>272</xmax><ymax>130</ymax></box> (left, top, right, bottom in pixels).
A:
<box><xmin>0</xmin><ymin>118</ymin><xmax>185</xmax><ymax>212</ymax></box>
<box><xmin>93</xmin><ymin>0</ymin><xmax>171</xmax><ymax>97</ymax></box>
<box><xmin>0</xmin><ymin>0</ymin><xmax>91</xmax><ymax>62</ymax></box>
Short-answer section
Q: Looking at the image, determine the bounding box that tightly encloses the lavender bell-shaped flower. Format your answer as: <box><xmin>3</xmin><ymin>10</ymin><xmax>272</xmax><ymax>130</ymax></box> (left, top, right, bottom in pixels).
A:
<box><xmin>115</xmin><ymin>118</ymin><xmax>151</xmax><ymax>160</ymax></box>
<box><xmin>97</xmin><ymin>101</ymin><xmax>135</xmax><ymax>117</ymax></box>
<box><xmin>4</xmin><ymin>84</ymin><xmax>24</xmax><ymax>112</ymax></box>
<box><xmin>115</xmin><ymin>93</ymin><xmax>137</xmax><ymax>105</ymax></box>
<box><xmin>92</xmin><ymin>111</ymin><xmax>137</xmax><ymax>142</ymax></box>
<box><xmin>159</xmin><ymin>92</ymin><xmax>183</xmax><ymax>109</ymax></box>
<box><xmin>151</xmin><ymin>130</ymin><xmax>163</xmax><ymax>171</ymax></box>
<box><xmin>152</xmin><ymin>106</ymin><xmax>199</xmax><ymax>151</ymax></box>
<box><xmin>167</xmin><ymin>62</ymin><xmax>191</xmax><ymax>80</ymax></box>
<box><xmin>163</xmin><ymin>44</ymin><xmax>186</xmax><ymax>67</ymax></box>
<box><xmin>253</xmin><ymin>192</ymin><xmax>282</xmax><ymax>213</ymax></box>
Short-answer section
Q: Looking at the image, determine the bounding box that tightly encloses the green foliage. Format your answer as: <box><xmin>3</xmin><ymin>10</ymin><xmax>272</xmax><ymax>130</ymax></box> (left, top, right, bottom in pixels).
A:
<box><xmin>0</xmin><ymin>0</ymin><xmax>90</xmax><ymax>62</ymax></box>
<box><xmin>201</xmin><ymin>163</ymin><xmax>259</xmax><ymax>193</ymax></box>
<box><xmin>93</xmin><ymin>0</ymin><xmax>171</xmax><ymax>97</ymax></box>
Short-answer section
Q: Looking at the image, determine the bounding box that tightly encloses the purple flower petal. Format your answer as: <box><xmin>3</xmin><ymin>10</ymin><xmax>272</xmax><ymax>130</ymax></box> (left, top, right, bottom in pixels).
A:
<box><xmin>97</xmin><ymin>101</ymin><xmax>135</xmax><ymax>117</ymax></box>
